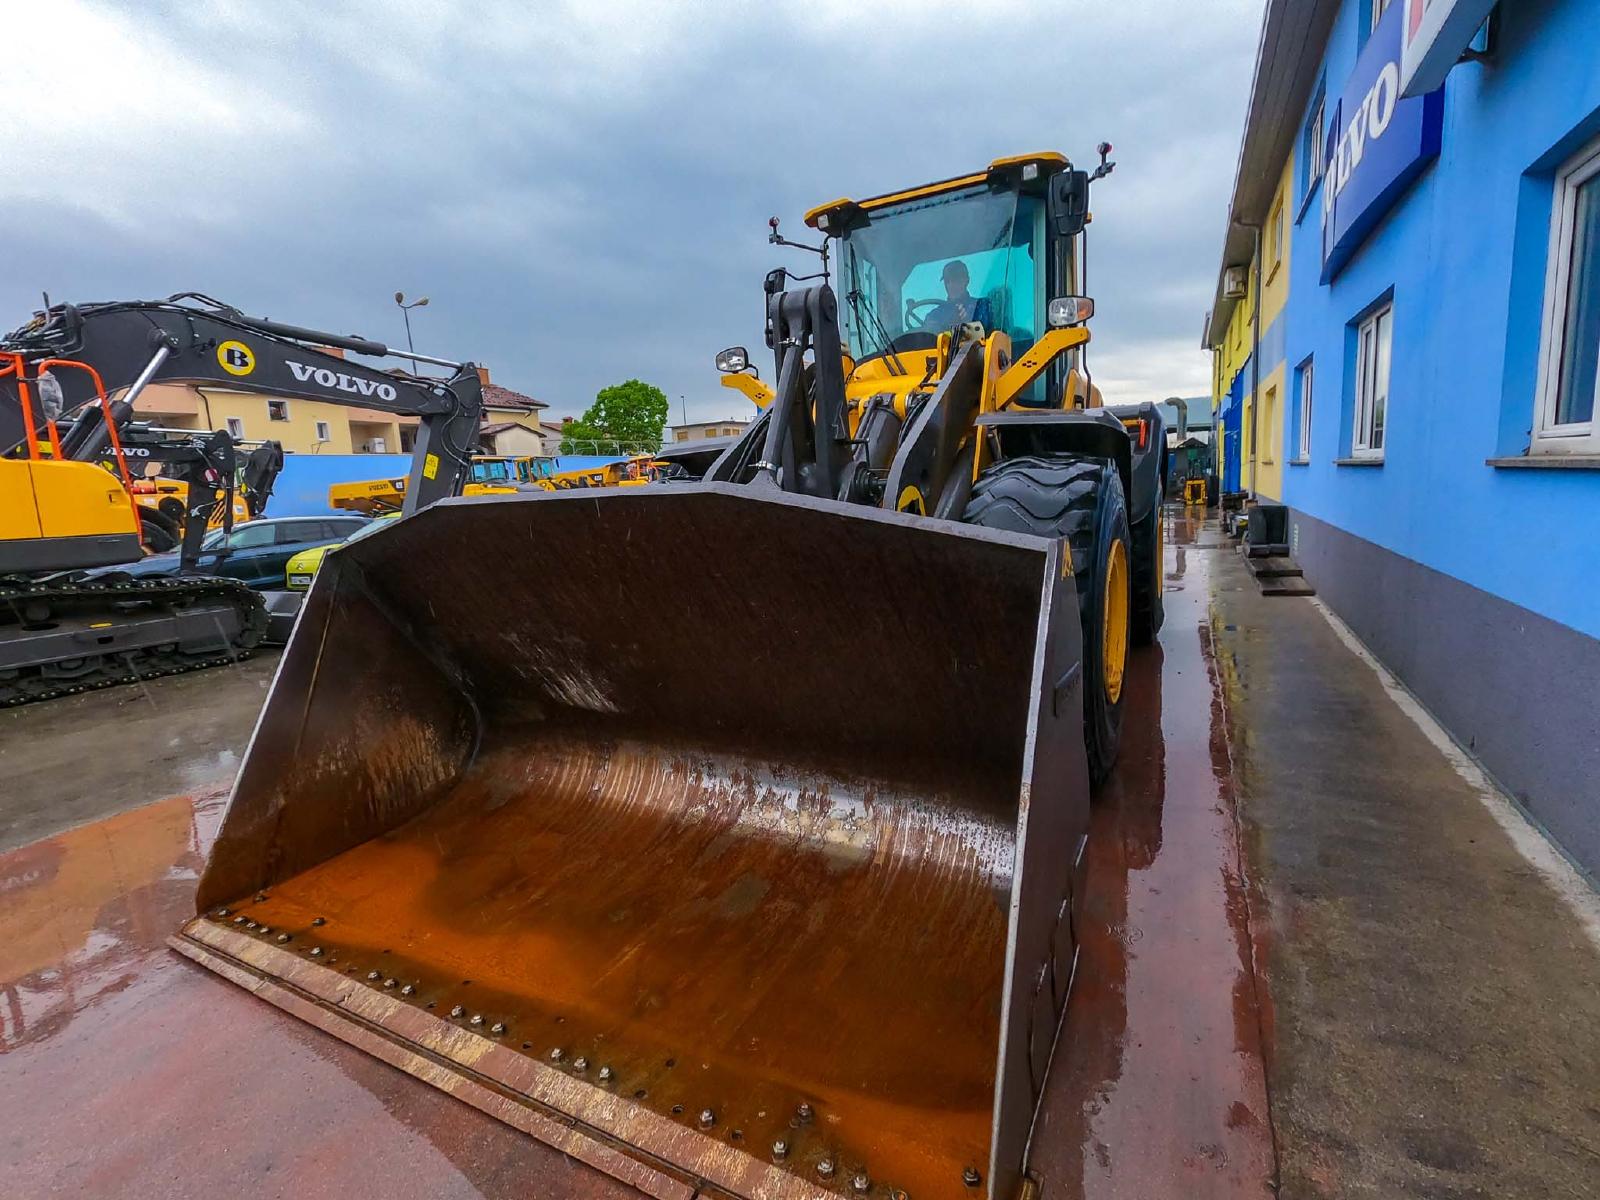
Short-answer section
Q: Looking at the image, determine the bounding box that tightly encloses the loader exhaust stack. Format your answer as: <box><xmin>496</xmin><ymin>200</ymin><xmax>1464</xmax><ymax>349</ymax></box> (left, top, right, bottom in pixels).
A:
<box><xmin>172</xmin><ymin>486</ymin><xmax>1092</xmax><ymax>1200</ymax></box>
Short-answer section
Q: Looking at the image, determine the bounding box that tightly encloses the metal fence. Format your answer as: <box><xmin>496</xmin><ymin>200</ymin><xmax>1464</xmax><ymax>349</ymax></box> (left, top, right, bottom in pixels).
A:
<box><xmin>555</xmin><ymin>438</ymin><xmax>662</xmax><ymax>457</ymax></box>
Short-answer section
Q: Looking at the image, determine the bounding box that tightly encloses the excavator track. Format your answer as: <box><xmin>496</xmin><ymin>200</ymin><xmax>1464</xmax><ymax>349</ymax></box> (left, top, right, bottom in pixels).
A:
<box><xmin>0</xmin><ymin>573</ymin><xmax>267</xmax><ymax>707</ymax></box>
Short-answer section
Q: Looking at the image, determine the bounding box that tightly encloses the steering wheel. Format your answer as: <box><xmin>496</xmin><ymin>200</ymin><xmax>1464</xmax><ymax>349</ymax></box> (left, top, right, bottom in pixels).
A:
<box><xmin>903</xmin><ymin>297</ymin><xmax>943</xmax><ymax>330</ymax></box>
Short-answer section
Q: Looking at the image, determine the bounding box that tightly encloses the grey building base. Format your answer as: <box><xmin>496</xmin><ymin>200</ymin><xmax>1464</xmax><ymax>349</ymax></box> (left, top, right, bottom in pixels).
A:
<box><xmin>1288</xmin><ymin>508</ymin><xmax>1600</xmax><ymax>879</ymax></box>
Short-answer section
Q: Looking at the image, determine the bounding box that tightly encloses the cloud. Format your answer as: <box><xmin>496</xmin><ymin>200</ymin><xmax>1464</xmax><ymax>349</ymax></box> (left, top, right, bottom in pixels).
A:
<box><xmin>1</xmin><ymin>0</ymin><xmax>1260</xmax><ymax>416</ymax></box>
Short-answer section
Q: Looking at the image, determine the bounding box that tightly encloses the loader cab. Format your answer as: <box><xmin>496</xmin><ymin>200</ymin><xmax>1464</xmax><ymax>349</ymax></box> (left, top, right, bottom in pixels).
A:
<box><xmin>807</xmin><ymin>153</ymin><xmax>1083</xmax><ymax>407</ymax></box>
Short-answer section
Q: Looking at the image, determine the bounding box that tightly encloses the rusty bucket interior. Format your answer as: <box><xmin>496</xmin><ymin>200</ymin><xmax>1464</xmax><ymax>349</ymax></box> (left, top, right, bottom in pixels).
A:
<box><xmin>172</xmin><ymin>485</ymin><xmax>1091</xmax><ymax>1200</ymax></box>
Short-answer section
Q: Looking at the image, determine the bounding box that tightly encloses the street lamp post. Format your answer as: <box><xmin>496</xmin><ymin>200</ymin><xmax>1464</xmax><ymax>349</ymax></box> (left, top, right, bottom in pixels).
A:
<box><xmin>393</xmin><ymin>291</ymin><xmax>429</xmax><ymax>367</ymax></box>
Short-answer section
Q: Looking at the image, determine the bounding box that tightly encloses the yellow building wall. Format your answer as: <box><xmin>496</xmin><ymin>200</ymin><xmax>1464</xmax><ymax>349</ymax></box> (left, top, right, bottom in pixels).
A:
<box><xmin>132</xmin><ymin>385</ymin><xmax>410</xmax><ymax>454</ymax></box>
<box><xmin>1209</xmin><ymin>152</ymin><xmax>1294</xmax><ymax>501</ymax></box>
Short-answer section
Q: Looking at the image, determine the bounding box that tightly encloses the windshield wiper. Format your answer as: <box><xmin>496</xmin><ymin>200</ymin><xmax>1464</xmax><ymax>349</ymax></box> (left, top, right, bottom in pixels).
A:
<box><xmin>845</xmin><ymin>286</ymin><xmax>905</xmax><ymax>376</ymax></box>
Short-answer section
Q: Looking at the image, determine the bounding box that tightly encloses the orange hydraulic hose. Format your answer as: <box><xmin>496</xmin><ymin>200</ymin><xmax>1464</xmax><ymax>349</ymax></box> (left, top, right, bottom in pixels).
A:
<box><xmin>1</xmin><ymin>352</ymin><xmax>50</xmax><ymax>460</ymax></box>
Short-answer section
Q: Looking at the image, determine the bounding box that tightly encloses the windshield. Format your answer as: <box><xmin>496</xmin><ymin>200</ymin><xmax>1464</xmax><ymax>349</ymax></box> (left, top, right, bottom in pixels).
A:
<box><xmin>517</xmin><ymin>458</ymin><xmax>555</xmax><ymax>482</ymax></box>
<box><xmin>471</xmin><ymin>460</ymin><xmax>513</xmax><ymax>483</ymax></box>
<box><xmin>839</xmin><ymin>184</ymin><xmax>1044</xmax><ymax>365</ymax></box>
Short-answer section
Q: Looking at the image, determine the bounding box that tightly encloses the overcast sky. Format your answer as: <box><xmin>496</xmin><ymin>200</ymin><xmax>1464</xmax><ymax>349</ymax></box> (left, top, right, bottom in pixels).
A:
<box><xmin>6</xmin><ymin>0</ymin><xmax>1261</xmax><ymax>424</ymax></box>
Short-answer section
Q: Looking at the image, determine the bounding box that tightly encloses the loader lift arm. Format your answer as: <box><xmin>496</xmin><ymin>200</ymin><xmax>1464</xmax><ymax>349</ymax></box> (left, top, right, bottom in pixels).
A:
<box><xmin>1</xmin><ymin>294</ymin><xmax>485</xmax><ymax>516</ymax></box>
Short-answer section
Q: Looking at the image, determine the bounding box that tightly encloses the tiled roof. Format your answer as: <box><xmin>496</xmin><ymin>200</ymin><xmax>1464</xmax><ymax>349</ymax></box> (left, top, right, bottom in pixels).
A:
<box><xmin>482</xmin><ymin>382</ymin><xmax>547</xmax><ymax>411</ymax></box>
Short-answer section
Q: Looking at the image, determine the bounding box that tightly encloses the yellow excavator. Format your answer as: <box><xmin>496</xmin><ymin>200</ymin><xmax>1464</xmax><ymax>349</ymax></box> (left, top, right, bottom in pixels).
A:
<box><xmin>0</xmin><ymin>295</ymin><xmax>486</xmax><ymax>704</ymax></box>
<box><xmin>173</xmin><ymin>150</ymin><xmax>1167</xmax><ymax>1200</ymax></box>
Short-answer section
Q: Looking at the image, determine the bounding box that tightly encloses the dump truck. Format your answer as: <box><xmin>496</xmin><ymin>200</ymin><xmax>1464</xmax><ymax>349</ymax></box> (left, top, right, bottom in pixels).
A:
<box><xmin>0</xmin><ymin>296</ymin><xmax>485</xmax><ymax>704</ymax></box>
<box><xmin>172</xmin><ymin>150</ymin><xmax>1166</xmax><ymax>1200</ymax></box>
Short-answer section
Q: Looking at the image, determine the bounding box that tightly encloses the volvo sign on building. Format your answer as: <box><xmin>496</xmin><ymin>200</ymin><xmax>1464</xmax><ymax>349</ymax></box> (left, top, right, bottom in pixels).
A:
<box><xmin>1320</xmin><ymin>0</ymin><xmax>1445</xmax><ymax>281</ymax></box>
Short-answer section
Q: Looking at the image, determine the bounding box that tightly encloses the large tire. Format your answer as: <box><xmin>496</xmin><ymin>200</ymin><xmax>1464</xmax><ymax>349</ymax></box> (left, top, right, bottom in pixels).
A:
<box><xmin>137</xmin><ymin>507</ymin><xmax>180</xmax><ymax>554</ymax></box>
<box><xmin>1130</xmin><ymin>499</ymin><xmax>1164</xmax><ymax>645</ymax></box>
<box><xmin>962</xmin><ymin>454</ymin><xmax>1132</xmax><ymax>785</ymax></box>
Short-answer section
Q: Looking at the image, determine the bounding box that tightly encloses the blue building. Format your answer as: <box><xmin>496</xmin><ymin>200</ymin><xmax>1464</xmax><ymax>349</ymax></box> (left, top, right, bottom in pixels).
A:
<box><xmin>1205</xmin><ymin>0</ymin><xmax>1600</xmax><ymax>876</ymax></box>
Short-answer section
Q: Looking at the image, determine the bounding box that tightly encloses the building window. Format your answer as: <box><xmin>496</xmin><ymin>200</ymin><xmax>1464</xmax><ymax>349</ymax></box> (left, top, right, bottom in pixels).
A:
<box><xmin>226</xmin><ymin>416</ymin><xmax>244</xmax><ymax>439</ymax></box>
<box><xmin>1268</xmin><ymin>202</ymin><xmax>1285</xmax><ymax>276</ymax></box>
<box><xmin>1261</xmin><ymin>385</ymin><xmax>1278</xmax><ymax>464</ymax></box>
<box><xmin>1304</xmin><ymin>94</ymin><xmax>1326</xmax><ymax>194</ymax></box>
<box><xmin>1296</xmin><ymin>358</ymin><xmax>1314</xmax><ymax>460</ymax></box>
<box><xmin>1353</xmin><ymin>303</ymin><xmax>1393</xmax><ymax>459</ymax></box>
<box><xmin>315</xmin><ymin>420</ymin><xmax>331</xmax><ymax>442</ymax></box>
<box><xmin>1368</xmin><ymin>0</ymin><xmax>1392</xmax><ymax>34</ymax></box>
<box><xmin>1533</xmin><ymin>133</ymin><xmax>1600</xmax><ymax>455</ymax></box>
<box><xmin>267</xmin><ymin>400</ymin><xmax>289</xmax><ymax>422</ymax></box>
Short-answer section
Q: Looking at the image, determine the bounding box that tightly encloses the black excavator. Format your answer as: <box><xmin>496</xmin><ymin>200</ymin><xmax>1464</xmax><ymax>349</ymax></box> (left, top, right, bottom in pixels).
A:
<box><xmin>0</xmin><ymin>294</ymin><xmax>485</xmax><ymax>705</ymax></box>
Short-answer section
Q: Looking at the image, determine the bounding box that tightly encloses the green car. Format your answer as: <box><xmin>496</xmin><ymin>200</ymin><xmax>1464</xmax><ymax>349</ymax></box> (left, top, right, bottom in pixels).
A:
<box><xmin>285</xmin><ymin>512</ymin><xmax>400</xmax><ymax>590</ymax></box>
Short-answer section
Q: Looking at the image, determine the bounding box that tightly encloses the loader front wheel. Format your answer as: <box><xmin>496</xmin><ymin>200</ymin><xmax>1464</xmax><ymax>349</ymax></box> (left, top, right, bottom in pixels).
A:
<box><xmin>962</xmin><ymin>455</ymin><xmax>1131</xmax><ymax>784</ymax></box>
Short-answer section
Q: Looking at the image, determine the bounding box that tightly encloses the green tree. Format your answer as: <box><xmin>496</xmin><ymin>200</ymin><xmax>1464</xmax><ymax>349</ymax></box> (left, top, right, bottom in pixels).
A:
<box><xmin>560</xmin><ymin>379</ymin><xmax>669</xmax><ymax>454</ymax></box>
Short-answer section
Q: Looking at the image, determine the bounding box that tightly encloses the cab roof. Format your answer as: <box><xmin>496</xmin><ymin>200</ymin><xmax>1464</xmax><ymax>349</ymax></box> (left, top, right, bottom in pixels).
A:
<box><xmin>803</xmin><ymin>152</ymin><xmax>1068</xmax><ymax>232</ymax></box>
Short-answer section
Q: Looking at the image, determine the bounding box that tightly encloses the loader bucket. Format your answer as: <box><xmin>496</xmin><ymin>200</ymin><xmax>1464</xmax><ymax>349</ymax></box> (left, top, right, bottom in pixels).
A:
<box><xmin>171</xmin><ymin>484</ymin><xmax>1092</xmax><ymax>1200</ymax></box>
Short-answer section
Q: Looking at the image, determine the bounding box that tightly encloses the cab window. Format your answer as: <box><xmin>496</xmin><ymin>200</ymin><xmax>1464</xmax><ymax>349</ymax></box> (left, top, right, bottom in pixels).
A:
<box><xmin>225</xmin><ymin>524</ymin><xmax>277</xmax><ymax>550</ymax></box>
<box><xmin>840</xmin><ymin>184</ymin><xmax>1044</xmax><ymax>364</ymax></box>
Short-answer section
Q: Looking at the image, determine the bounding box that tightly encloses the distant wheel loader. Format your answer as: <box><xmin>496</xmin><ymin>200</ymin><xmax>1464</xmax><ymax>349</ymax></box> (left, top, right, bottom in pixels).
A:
<box><xmin>173</xmin><ymin>150</ymin><xmax>1166</xmax><ymax>1200</ymax></box>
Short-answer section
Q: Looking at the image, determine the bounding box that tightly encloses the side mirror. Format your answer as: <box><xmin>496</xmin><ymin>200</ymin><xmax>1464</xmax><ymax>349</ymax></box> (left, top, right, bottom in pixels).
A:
<box><xmin>1048</xmin><ymin>296</ymin><xmax>1095</xmax><ymax>328</ymax></box>
<box><xmin>1048</xmin><ymin>169</ymin><xmax>1091</xmax><ymax>238</ymax></box>
<box><xmin>715</xmin><ymin>347</ymin><xmax>750</xmax><ymax>374</ymax></box>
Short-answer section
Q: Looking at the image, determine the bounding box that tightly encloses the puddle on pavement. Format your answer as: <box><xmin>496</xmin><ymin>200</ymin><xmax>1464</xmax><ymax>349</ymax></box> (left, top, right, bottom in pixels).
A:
<box><xmin>0</xmin><ymin>507</ymin><xmax>1274</xmax><ymax>1200</ymax></box>
<box><xmin>1029</xmin><ymin>508</ymin><xmax>1277</xmax><ymax>1199</ymax></box>
<box><xmin>0</xmin><ymin>789</ymin><xmax>227</xmax><ymax>1052</ymax></box>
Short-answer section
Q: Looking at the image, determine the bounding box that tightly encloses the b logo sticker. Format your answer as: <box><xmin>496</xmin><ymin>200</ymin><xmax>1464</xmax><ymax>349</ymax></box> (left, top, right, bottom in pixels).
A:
<box><xmin>217</xmin><ymin>340</ymin><xmax>256</xmax><ymax>377</ymax></box>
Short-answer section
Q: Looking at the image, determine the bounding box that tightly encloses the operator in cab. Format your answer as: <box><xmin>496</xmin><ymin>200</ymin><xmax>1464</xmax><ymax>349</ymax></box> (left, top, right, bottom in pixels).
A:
<box><xmin>921</xmin><ymin>259</ymin><xmax>987</xmax><ymax>330</ymax></box>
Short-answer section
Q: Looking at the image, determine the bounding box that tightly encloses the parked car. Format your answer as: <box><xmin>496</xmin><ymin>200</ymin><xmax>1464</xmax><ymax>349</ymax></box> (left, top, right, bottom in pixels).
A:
<box><xmin>284</xmin><ymin>513</ymin><xmax>400</xmax><ymax>590</ymax></box>
<box><xmin>89</xmin><ymin>516</ymin><xmax>369</xmax><ymax>590</ymax></box>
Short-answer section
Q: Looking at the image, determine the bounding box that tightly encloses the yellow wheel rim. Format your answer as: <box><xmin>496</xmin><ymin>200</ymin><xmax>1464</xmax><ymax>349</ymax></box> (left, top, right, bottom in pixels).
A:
<box><xmin>1103</xmin><ymin>538</ymin><xmax>1129</xmax><ymax>704</ymax></box>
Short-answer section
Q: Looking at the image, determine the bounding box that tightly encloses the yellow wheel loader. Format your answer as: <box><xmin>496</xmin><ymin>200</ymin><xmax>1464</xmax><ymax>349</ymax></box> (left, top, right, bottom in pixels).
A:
<box><xmin>329</xmin><ymin>455</ymin><xmax>557</xmax><ymax>516</ymax></box>
<box><xmin>173</xmin><ymin>150</ymin><xmax>1167</xmax><ymax>1200</ymax></box>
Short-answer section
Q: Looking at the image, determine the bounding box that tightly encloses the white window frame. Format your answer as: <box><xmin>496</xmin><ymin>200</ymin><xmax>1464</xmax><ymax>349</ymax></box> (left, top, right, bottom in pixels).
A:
<box><xmin>1532</xmin><ymin>133</ymin><xmax>1600</xmax><ymax>455</ymax></box>
<box><xmin>267</xmin><ymin>399</ymin><xmax>290</xmax><ymax>422</ymax></box>
<box><xmin>225</xmin><ymin>416</ymin><xmax>244</xmax><ymax>439</ymax></box>
<box><xmin>1369</xmin><ymin>0</ymin><xmax>1392</xmax><ymax>34</ymax></box>
<box><xmin>1297</xmin><ymin>359</ymin><xmax>1314</xmax><ymax>460</ymax></box>
<box><xmin>1269</xmin><ymin>202</ymin><xmax>1285</xmax><ymax>275</ymax></box>
<box><xmin>315</xmin><ymin>420</ymin><xmax>331</xmax><ymax>442</ymax></box>
<box><xmin>1353</xmin><ymin>303</ymin><xmax>1392</xmax><ymax>460</ymax></box>
<box><xmin>1307</xmin><ymin>97</ymin><xmax>1326</xmax><ymax>190</ymax></box>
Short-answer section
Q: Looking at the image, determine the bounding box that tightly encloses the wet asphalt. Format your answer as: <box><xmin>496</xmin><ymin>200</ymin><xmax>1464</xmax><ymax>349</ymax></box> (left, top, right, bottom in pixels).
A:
<box><xmin>0</xmin><ymin>508</ymin><xmax>1596</xmax><ymax>1198</ymax></box>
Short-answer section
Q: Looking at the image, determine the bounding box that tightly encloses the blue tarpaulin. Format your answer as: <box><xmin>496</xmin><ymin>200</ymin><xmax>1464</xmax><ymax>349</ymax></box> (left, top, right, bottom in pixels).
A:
<box><xmin>267</xmin><ymin>454</ymin><xmax>412</xmax><ymax>516</ymax></box>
